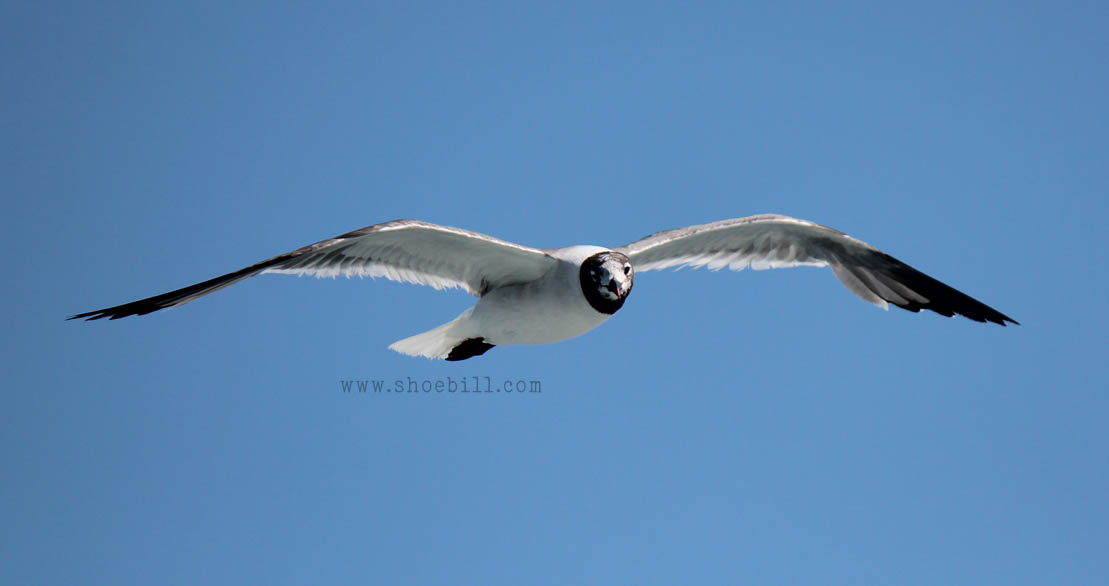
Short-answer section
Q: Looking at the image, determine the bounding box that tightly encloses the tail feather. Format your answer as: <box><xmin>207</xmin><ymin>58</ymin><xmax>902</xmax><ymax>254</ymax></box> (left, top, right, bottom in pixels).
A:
<box><xmin>389</xmin><ymin>309</ymin><xmax>483</xmax><ymax>360</ymax></box>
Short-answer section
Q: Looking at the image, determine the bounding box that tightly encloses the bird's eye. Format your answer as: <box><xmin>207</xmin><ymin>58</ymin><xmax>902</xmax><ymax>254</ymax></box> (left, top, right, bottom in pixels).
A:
<box><xmin>623</xmin><ymin>264</ymin><xmax>631</xmax><ymax>276</ymax></box>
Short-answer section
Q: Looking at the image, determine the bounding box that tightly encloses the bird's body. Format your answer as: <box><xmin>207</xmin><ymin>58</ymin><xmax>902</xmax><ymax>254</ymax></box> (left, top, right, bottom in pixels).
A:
<box><xmin>70</xmin><ymin>214</ymin><xmax>1017</xmax><ymax>359</ymax></box>
<box><xmin>389</xmin><ymin>246</ymin><xmax>618</xmax><ymax>359</ymax></box>
<box><xmin>468</xmin><ymin>245</ymin><xmax>615</xmax><ymax>345</ymax></box>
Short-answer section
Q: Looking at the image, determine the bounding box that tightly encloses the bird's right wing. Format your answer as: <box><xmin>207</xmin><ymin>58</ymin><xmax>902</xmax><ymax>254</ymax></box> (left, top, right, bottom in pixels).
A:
<box><xmin>69</xmin><ymin>220</ymin><xmax>559</xmax><ymax>320</ymax></box>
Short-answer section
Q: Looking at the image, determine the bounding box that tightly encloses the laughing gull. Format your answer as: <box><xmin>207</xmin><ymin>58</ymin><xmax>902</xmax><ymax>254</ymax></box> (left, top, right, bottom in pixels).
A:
<box><xmin>69</xmin><ymin>214</ymin><xmax>1017</xmax><ymax>360</ymax></box>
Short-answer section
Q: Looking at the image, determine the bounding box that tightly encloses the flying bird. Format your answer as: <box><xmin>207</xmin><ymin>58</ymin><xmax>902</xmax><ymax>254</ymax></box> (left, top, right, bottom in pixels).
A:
<box><xmin>69</xmin><ymin>214</ymin><xmax>1017</xmax><ymax>360</ymax></box>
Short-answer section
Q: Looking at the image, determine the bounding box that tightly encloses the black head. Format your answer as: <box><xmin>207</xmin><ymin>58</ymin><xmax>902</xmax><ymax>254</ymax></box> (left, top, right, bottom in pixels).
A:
<box><xmin>579</xmin><ymin>251</ymin><xmax>634</xmax><ymax>315</ymax></box>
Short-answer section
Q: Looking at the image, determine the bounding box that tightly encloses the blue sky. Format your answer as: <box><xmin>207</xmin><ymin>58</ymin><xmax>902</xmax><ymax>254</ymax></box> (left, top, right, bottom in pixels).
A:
<box><xmin>4</xmin><ymin>1</ymin><xmax>1107</xmax><ymax>584</ymax></box>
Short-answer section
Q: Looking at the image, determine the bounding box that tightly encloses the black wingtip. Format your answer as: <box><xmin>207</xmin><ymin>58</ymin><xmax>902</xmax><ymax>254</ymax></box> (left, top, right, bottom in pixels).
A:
<box><xmin>66</xmin><ymin>311</ymin><xmax>105</xmax><ymax>321</ymax></box>
<box><xmin>67</xmin><ymin>307</ymin><xmax>137</xmax><ymax>321</ymax></box>
<box><xmin>872</xmin><ymin>254</ymin><xmax>1018</xmax><ymax>328</ymax></box>
<box><xmin>65</xmin><ymin>256</ymin><xmax>287</xmax><ymax>323</ymax></box>
<box><xmin>976</xmin><ymin>308</ymin><xmax>1019</xmax><ymax>327</ymax></box>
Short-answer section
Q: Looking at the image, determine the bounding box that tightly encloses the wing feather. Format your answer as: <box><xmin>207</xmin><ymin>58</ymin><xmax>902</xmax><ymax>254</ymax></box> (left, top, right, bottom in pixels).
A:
<box><xmin>616</xmin><ymin>214</ymin><xmax>1017</xmax><ymax>325</ymax></box>
<box><xmin>69</xmin><ymin>220</ymin><xmax>557</xmax><ymax>320</ymax></box>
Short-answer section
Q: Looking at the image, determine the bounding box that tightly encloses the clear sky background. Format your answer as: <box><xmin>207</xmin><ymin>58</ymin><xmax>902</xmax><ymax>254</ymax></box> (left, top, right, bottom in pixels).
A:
<box><xmin>4</xmin><ymin>2</ymin><xmax>1107</xmax><ymax>584</ymax></box>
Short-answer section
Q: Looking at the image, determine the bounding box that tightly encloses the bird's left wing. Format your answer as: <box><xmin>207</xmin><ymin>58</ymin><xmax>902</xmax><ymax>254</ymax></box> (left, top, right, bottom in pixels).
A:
<box><xmin>69</xmin><ymin>220</ymin><xmax>558</xmax><ymax>320</ymax></box>
<box><xmin>615</xmin><ymin>214</ymin><xmax>1017</xmax><ymax>325</ymax></box>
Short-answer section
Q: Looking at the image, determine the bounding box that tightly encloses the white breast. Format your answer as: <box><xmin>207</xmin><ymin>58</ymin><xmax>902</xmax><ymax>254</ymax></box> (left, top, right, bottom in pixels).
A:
<box><xmin>468</xmin><ymin>245</ymin><xmax>614</xmax><ymax>345</ymax></box>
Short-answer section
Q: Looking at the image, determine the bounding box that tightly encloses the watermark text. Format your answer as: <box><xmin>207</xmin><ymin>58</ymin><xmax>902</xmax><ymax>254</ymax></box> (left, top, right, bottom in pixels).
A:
<box><xmin>340</xmin><ymin>376</ymin><xmax>541</xmax><ymax>395</ymax></box>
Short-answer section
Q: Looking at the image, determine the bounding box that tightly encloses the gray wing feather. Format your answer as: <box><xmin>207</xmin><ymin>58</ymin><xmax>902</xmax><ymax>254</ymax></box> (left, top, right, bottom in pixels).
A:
<box><xmin>616</xmin><ymin>214</ymin><xmax>1017</xmax><ymax>325</ymax></box>
<box><xmin>69</xmin><ymin>220</ymin><xmax>557</xmax><ymax>320</ymax></box>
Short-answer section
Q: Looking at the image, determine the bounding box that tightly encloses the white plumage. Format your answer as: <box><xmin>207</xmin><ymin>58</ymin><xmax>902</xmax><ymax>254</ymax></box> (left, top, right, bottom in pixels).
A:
<box><xmin>70</xmin><ymin>214</ymin><xmax>1017</xmax><ymax>360</ymax></box>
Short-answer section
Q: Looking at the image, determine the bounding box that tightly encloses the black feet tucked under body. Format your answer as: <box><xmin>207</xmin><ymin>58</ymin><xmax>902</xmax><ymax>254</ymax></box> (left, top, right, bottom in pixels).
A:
<box><xmin>446</xmin><ymin>338</ymin><xmax>496</xmax><ymax>361</ymax></box>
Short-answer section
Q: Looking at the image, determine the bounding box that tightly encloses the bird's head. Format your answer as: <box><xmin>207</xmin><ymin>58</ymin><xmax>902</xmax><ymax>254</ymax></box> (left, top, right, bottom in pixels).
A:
<box><xmin>579</xmin><ymin>251</ymin><xmax>634</xmax><ymax>315</ymax></box>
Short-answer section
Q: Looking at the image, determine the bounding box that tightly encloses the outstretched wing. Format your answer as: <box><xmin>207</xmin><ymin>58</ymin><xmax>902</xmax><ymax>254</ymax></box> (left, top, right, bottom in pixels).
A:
<box><xmin>615</xmin><ymin>214</ymin><xmax>1017</xmax><ymax>325</ymax></box>
<box><xmin>69</xmin><ymin>220</ymin><xmax>558</xmax><ymax>320</ymax></box>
